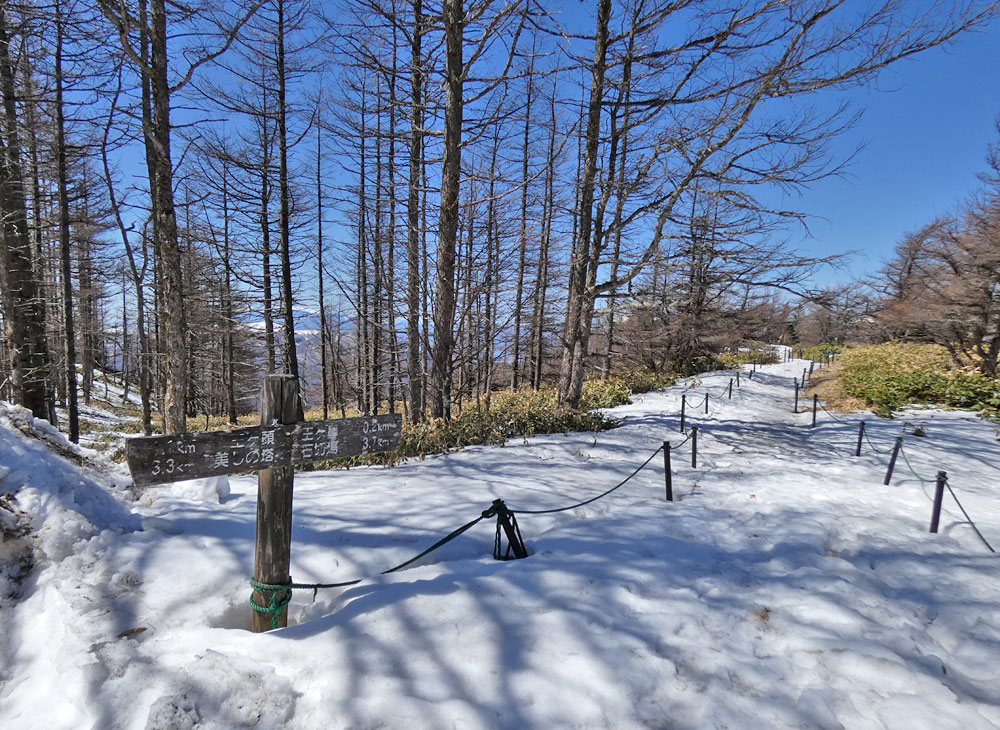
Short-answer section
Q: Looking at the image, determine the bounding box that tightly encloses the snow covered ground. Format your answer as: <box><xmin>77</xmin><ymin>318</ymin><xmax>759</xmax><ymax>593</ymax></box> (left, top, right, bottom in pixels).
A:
<box><xmin>2</xmin><ymin>355</ymin><xmax>999</xmax><ymax>730</ymax></box>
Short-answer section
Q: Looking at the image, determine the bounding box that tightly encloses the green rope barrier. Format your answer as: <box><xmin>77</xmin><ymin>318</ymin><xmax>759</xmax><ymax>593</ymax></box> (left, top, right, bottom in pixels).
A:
<box><xmin>944</xmin><ymin>480</ymin><xmax>996</xmax><ymax>554</ymax></box>
<box><xmin>863</xmin><ymin>426</ymin><xmax>893</xmax><ymax>455</ymax></box>
<box><xmin>898</xmin><ymin>443</ymin><xmax>937</xmax><ymax>483</ymax></box>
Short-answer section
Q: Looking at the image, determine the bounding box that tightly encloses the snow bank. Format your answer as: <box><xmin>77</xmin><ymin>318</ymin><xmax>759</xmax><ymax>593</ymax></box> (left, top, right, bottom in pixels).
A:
<box><xmin>170</xmin><ymin>476</ymin><xmax>232</xmax><ymax>504</ymax></box>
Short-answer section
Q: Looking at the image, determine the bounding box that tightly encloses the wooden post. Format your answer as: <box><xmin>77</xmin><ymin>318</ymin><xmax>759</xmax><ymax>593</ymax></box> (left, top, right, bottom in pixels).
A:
<box><xmin>252</xmin><ymin>374</ymin><xmax>301</xmax><ymax>633</ymax></box>
<box><xmin>794</xmin><ymin>379</ymin><xmax>799</xmax><ymax>413</ymax></box>
<box><xmin>663</xmin><ymin>441</ymin><xmax>672</xmax><ymax>502</ymax></box>
<box><xmin>929</xmin><ymin>471</ymin><xmax>947</xmax><ymax>533</ymax></box>
<box><xmin>855</xmin><ymin>421</ymin><xmax>865</xmax><ymax>457</ymax></box>
<box><xmin>680</xmin><ymin>394</ymin><xmax>686</xmax><ymax>433</ymax></box>
<box><xmin>884</xmin><ymin>437</ymin><xmax>903</xmax><ymax>486</ymax></box>
<box><xmin>728</xmin><ymin>378</ymin><xmax>733</xmax><ymax>399</ymax></box>
<box><xmin>811</xmin><ymin>395</ymin><xmax>817</xmax><ymax>427</ymax></box>
<box><xmin>691</xmin><ymin>426</ymin><xmax>698</xmax><ymax>468</ymax></box>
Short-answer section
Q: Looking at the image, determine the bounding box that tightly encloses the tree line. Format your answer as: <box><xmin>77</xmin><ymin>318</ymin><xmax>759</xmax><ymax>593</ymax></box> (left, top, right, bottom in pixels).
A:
<box><xmin>0</xmin><ymin>0</ymin><xmax>995</xmax><ymax>439</ymax></box>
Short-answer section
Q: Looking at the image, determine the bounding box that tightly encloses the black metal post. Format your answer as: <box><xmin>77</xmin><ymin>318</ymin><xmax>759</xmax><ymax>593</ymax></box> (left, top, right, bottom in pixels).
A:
<box><xmin>493</xmin><ymin>499</ymin><xmax>528</xmax><ymax>559</ymax></box>
<box><xmin>736</xmin><ymin>371</ymin><xmax>741</xmax><ymax>387</ymax></box>
<box><xmin>704</xmin><ymin>393</ymin><xmax>709</xmax><ymax>414</ymax></box>
<box><xmin>794</xmin><ymin>379</ymin><xmax>799</xmax><ymax>413</ymax></box>
<box><xmin>809</xmin><ymin>361</ymin><xmax>815</xmax><ymax>377</ymax></box>
<box><xmin>884</xmin><ymin>437</ymin><xmax>903</xmax><ymax>485</ymax></box>
<box><xmin>855</xmin><ymin>421</ymin><xmax>865</xmax><ymax>457</ymax></box>
<box><xmin>929</xmin><ymin>471</ymin><xmax>947</xmax><ymax>533</ymax></box>
<box><xmin>811</xmin><ymin>395</ymin><xmax>818</xmax><ymax>427</ymax></box>
<box><xmin>680</xmin><ymin>394</ymin><xmax>686</xmax><ymax>433</ymax></box>
<box><xmin>728</xmin><ymin>379</ymin><xmax>733</xmax><ymax>399</ymax></box>
<box><xmin>663</xmin><ymin>442</ymin><xmax>672</xmax><ymax>502</ymax></box>
<box><xmin>802</xmin><ymin>367</ymin><xmax>807</xmax><ymax>384</ymax></box>
<box><xmin>691</xmin><ymin>426</ymin><xmax>698</xmax><ymax>468</ymax></box>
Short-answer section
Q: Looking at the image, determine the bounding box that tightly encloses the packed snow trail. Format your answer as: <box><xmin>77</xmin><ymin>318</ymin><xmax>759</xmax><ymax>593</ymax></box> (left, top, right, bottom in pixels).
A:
<box><xmin>2</xmin><ymin>354</ymin><xmax>999</xmax><ymax>729</ymax></box>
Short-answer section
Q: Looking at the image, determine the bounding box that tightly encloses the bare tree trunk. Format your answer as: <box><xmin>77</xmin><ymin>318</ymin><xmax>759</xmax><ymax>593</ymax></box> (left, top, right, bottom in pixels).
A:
<box><xmin>371</xmin><ymin>84</ymin><xmax>384</xmax><ymax>416</ymax></box>
<box><xmin>144</xmin><ymin>0</ymin><xmax>188</xmax><ymax>432</ymax></box>
<box><xmin>102</xmin><ymin>84</ymin><xmax>153</xmax><ymax>434</ymax></box>
<box><xmin>559</xmin><ymin>0</ymin><xmax>610</xmax><ymax>409</ymax></box>
<box><xmin>221</xmin><ymin>166</ymin><xmax>238</xmax><ymax>424</ymax></box>
<box><xmin>530</xmin><ymin>89</ymin><xmax>557</xmax><ymax>390</ymax></box>
<box><xmin>54</xmin><ymin>2</ymin><xmax>79</xmax><ymax>441</ymax></box>
<box><xmin>386</xmin><ymin>26</ymin><xmax>400</xmax><ymax>415</ymax></box>
<box><xmin>276</xmin><ymin>0</ymin><xmax>299</xmax><ymax>379</ymax></box>
<box><xmin>357</xmin><ymin>84</ymin><xmax>371</xmax><ymax>414</ymax></box>
<box><xmin>429</xmin><ymin>0</ymin><xmax>464</xmax><ymax>420</ymax></box>
<box><xmin>510</xmin><ymin>69</ymin><xmax>533</xmax><ymax>388</ymax></box>
<box><xmin>405</xmin><ymin>0</ymin><xmax>424</xmax><ymax>423</ymax></box>
<box><xmin>261</xmin><ymin>167</ymin><xmax>275</xmax><ymax>374</ymax></box>
<box><xmin>0</xmin><ymin>5</ymin><xmax>53</xmax><ymax>421</ymax></box>
<box><xmin>316</xmin><ymin>123</ymin><xmax>329</xmax><ymax>419</ymax></box>
<box><xmin>484</xmin><ymin>136</ymin><xmax>499</xmax><ymax>410</ymax></box>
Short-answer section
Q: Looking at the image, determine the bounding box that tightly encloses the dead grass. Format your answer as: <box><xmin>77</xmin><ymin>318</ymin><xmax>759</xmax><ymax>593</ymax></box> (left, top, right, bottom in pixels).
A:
<box><xmin>804</xmin><ymin>363</ymin><xmax>868</xmax><ymax>413</ymax></box>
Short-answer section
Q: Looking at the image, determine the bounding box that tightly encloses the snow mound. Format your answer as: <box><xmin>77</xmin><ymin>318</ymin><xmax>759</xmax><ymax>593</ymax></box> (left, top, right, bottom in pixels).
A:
<box><xmin>171</xmin><ymin>476</ymin><xmax>232</xmax><ymax>504</ymax></box>
<box><xmin>0</xmin><ymin>401</ymin><xmax>139</xmax><ymax>565</ymax></box>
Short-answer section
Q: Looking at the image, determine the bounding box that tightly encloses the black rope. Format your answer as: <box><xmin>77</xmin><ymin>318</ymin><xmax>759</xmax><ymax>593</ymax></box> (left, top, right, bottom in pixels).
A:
<box><xmin>514</xmin><ymin>444</ymin><xmax>666</xmax><ymax>515</ymax></box>
<box><xmin>817</xmin><ymin>401</ymin><xmax>850</xmax><ymax>424</ymax></box>
<box><xmin>250</xmin><ymin>507</ymin><xmax>495</xmax><ymax>606</ymax></box>
<box><xmin>863</xmin><ymin>425</ymin><xmax>893</xmax><ymax>455</ymax></box>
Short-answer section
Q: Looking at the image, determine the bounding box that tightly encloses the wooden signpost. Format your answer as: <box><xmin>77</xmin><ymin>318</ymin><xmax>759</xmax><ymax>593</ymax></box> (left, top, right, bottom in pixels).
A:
<box><xmin>125</xmin><ymin>413</ymin><xmax>400</xmax><ymax>486</ymax></box>
<box><xmin>124</xmin><ymin>374</ymin><xmax>402</xmax><ymax>632</ymax></box>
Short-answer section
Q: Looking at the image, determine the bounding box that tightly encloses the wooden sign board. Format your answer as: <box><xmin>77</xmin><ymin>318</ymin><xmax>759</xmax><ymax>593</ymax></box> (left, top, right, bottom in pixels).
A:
<box><xmin>125</xmin><ymin>414</ymin><xmax>402</xmax><ymax>486</ymax></box>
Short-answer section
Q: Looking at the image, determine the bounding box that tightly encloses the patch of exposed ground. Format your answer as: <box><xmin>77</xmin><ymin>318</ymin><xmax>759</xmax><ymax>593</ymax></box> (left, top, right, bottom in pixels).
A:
<box><xmin>804</xmin><ymin>363</ymin><xmax>868</xmax><ymax>413</ymax></box>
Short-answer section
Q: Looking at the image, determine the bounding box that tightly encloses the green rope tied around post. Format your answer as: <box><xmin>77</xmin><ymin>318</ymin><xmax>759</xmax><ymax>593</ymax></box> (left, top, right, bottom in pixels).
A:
<box><xmin>249</xmin><ymin>578</ymin><xmax>293</xmax><ymax>629</ymax></box>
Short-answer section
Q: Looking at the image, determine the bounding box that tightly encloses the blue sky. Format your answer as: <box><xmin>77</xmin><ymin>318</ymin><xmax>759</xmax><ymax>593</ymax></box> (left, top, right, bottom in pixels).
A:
<box><xmin>785</xmin><ymin>19</ymin><xmax>1000</xmax><ymax>287</ymax></box>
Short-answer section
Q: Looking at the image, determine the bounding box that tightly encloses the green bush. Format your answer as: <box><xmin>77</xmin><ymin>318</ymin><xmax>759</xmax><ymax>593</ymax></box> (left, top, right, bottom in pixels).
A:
<box><xmin>838</xmin><ymin>343</ymin><xmax>1000</xmax><ymax>416</ymax></box>
<box><xmin>717</xmin><ymin>347</ymin><xmax>780</xmax><ymax>368</ymax></box>
<box><xmin>797</xmin><ymin>343</ymin><xmax>843</xmax><ymax>362</ymax></box>
<box><xmin>314</xmin><ymin>369</ymin><xmax>675</xmax><ymax>470</ymax></box>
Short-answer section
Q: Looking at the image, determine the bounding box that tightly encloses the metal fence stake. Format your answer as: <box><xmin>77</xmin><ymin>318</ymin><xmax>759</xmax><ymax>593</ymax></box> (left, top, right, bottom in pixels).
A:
<box><xmin>884</xmin><ymin>437</ymin><xmax>903</xmax><ymax>485</ymax></box>
<box><xmin>929</xmin><ymin>471</ymin><xmax>947</xmax><ymax>533</ymax></box>
<box><xmin>663</xmin><ymin>442</ymin><xmax>673</xmax><ymax>502</ymax></box>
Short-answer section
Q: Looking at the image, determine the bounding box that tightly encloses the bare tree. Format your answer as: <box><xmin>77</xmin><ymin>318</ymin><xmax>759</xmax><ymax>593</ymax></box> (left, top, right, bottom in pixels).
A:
<box><xmin>97</xmin><ymin>0</ymin><xmax>262</xmax><ymax>433</ymax></box>
<box><xmin>557</xmin><ymin>0</ymin><xmax>999</xmax><ymax>407</ymax></box>
<box><xmin>0</xmin><ymin>3</ymin><xmax>54</xmax><ymax>422</ymax></box>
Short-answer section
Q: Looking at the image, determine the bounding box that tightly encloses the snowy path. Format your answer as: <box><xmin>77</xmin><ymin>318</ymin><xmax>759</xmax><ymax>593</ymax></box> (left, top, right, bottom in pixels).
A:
<box><xmin>2</xmin><ymin>356</ymin><xmax>999</xmax><ymax>729</ymax></box>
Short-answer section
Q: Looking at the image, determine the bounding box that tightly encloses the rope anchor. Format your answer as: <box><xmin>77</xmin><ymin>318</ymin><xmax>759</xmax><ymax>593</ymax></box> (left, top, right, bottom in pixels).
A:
<box><xmin>487</xmin><ymin>499</ymin><xmax>528</xmax><ymax>560</ymax></box>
